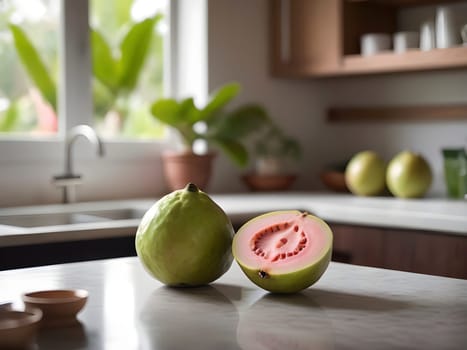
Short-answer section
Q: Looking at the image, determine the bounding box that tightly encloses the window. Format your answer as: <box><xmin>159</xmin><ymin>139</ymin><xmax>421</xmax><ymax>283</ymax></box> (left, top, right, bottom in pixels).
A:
<box><xmin>0</xmin><ymin>0</ymin><xmax>173</xmax><ymax>206</ymax></box>
<box><xmin>0</xmin><ymin>0</ymin><xmax>209</xmax><ymax>206</ymax></box>
<box><xmin>0</xmin><ymin>0</ymin><xmax>168</xmax><ymax>139</ymax></box>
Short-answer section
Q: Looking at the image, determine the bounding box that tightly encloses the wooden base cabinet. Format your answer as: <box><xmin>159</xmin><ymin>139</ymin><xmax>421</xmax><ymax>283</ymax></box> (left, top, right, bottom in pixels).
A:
<box><xmin>330</xmin><ymin>223</ymin><xmax>467</xmax><ymax>279</ymax></box>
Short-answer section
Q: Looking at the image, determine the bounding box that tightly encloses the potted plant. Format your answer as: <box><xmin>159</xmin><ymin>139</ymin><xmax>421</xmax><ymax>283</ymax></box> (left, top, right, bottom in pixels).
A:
<box><xmin>150</xmin><ymin>83</ymin><xmax>270</xmax><ymax>190</ymax></box>
<box><xmin>243</xmin><ymin>125</ymin><xmax>302</xmax><ymax>191</ymax></box>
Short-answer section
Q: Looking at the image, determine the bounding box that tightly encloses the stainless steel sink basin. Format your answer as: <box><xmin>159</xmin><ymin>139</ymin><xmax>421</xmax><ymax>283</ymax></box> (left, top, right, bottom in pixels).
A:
<box><xmin>85</xmin><ymin>208</ymin><xmax>147</xmax><ymax>221</ymax></box>
<box><xmin>0</xmin><ymin>201</ymin><xmax>151</xmax><ymax>229</ymax></box>
<box><xmin>0</xmin><ymin>213</ymin><xmax>109</xmax><ymax>228</ymax></box>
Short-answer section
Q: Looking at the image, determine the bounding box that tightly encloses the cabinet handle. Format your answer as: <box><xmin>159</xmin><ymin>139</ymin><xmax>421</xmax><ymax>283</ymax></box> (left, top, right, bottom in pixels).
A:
<box><xmin>280</xmin><ymin>0</ymin><xmax>291</xmax><ymax>63</ymax></box>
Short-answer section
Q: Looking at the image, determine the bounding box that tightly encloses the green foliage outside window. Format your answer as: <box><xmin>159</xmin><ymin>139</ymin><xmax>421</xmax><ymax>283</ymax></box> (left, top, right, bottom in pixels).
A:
<box><xmin>0</xmin><ymin>0</ymin><xmax>166</xmax><ymax>138</ymax></box>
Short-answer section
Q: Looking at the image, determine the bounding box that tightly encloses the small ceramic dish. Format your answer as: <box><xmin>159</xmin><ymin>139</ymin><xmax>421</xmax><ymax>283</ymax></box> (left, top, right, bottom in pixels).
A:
<box><xmin>22</xmin><ymin>289</ymin><xmax>88</xmax><ymax>326</ymax></box>
<box><xmin>320</xmin><ymin>171</ymin><xmax>349</xmax><ymax>193</ymax></box>
<box><xmin>242</xmin><ymin>174</ymin><xmax>296</xmax><ymax>191</ymax></box>
<box><xmin>0</xmin><ymin>302</ymin><xmax>13</xmax><ymax>311</ymax></box>
<box><xmin>0</xmin><ymin>307</ymin><xmax>42</xmax><ymax>348</ymax></box>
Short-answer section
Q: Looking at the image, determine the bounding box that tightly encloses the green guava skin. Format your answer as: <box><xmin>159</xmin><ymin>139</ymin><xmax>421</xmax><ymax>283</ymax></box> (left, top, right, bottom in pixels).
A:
<box><xmin>233</xmin><ymin>211</ymin><xmax>333</xmax><ymax>294</ymax></box>
<box><xmin>237</xmin><ymin>248</ymin><xmax>332</xmax><ymax>294</ymax></box>
<box><xmin>135</xmin><ymin>184</ymin><xmax>234</xmax><ymax>286</ymax></box>
<box><xmin>345</xmin><ymin>150</ymin><xmax>386</xmax><ymax>196</ymax></box>
<box><xmin>386</xmin><ymin>151</ymin><xmax>432</xmax><ymax>198</ymax></box>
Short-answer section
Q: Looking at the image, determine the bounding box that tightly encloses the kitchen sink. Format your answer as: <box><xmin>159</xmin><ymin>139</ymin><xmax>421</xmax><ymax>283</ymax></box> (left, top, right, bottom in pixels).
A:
<box><xmin>84</xmin><ymin>208</ymin><xmax>147</xmax><ymax>221</ymax></box>
<box><xmin>0</xmin><ymin>201</ymin><xmax>152</xmax><ymax>230</ymax></box>
<box><xmin>0</xmin><ymin>213</ymin><xmax>110</xmax><ymax>228</ymax></box>
<box><xmin>0</xmin><ymin>208</ymin><xmax>147</xmax><ymax>228</ymax></box>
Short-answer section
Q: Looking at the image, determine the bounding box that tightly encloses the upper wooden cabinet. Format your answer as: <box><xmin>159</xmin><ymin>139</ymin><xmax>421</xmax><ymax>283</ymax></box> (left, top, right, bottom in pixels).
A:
<box><xmin>270</xmin><ymin>0</ymin><xmax>467</xmax><ymax>77</ymax></box>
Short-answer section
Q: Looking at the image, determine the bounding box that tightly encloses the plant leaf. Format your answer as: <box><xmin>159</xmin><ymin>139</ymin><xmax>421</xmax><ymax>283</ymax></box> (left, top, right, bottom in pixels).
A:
<box><xmin>9</xmin><ymin>24</ymin><xmax>56</xmax><ymax>109</ymax></box>
<box><xmin>118</xmin><ymin>15</ymin><xmax>161</xmax><ymax>92</ymax></box>
<box><xmin>213</xmin><ymin>104</ymin><xmax>270</xmax><ymax>139</ymax></box>
<box><xmin>179</xmin><ymin>98</ymin><xmax>201</xmax><ymax>123</ymax></box>
<box><xmin>195</xmin><ymin>83</ymin><xmax>240</xmax><ymax>123</ymax></box>
<box><xmin>0</xmin><ymin>101</ymin><xmax>18</xmax><ymax>132</ymax></box>
<box><xmin>93</xmin><ymin>79</ymin><xmax>115</xmax><ymax>118</ymax></box>
<box><xmin>91</xmin><ymin>29</ymin><xmax>119</xmax><ymax>93</ymax></box>
<box><xmin>151</xmin><ymin>97</ymin><xmax>199</xmax><ymax>147</ymax></box>
<box><xmin>150</xmin><ymin>98</ymin><xmax>182</xmax><ymax>126</ymax></box>
<box><xmin>150</xmin><ymin>97</ymin><xmax>200</xmax><ymax>125</ymax></box>
<box><xmin>214</xmin><ymin>138</ymin><xmax>249</xmax><ymax>167</ymax></box>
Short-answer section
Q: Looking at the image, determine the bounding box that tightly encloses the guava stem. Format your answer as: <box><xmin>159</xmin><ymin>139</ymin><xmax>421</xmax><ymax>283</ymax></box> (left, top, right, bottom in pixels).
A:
<box><xmin>258</xmin><ymin>270</ymin><xmax>269</xmax><ymax>279</ymax></box>
<box><xmin>186</xmin><ymin>183</ymin><xmax>199</xmax><ymax>192</ymax></box>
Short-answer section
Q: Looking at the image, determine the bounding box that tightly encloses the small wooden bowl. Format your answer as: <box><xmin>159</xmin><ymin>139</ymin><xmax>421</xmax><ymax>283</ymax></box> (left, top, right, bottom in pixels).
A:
<box><xmin>22</xmin><ymin>289</ymin><xmax>88</xmax><ymax>327</ymax></box>
<box><xmin>242</xmin><ymin>174</ymin><xmax>297</xmax><ymax>192</ymax></box>
<box><xmin>320</xmin><ymin>171</ymin><xmax>348</xmax><ymax>192</ymax></box>
<box><xmin>0</xmin><ymin>308</ymin><xmax>42</xmax><ymax>348</ymax></box>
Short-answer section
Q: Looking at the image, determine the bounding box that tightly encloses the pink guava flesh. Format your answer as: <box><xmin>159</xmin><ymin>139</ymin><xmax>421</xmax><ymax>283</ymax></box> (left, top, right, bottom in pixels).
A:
<box><xmin>233</xmin><ymin>211</ymin><xmax>332</xmax><ymax>277</ymax></box>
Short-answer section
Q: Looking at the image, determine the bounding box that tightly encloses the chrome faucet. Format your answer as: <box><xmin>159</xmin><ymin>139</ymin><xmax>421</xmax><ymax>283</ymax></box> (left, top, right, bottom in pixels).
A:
<box><xmin>53</xmin><ymin>125</ymin><xmax>105</xmax><ymax>203</ymax></box>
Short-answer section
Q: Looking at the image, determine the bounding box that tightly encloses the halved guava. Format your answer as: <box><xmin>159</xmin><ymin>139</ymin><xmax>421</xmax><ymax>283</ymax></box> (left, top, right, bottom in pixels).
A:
<box><xmin>233</xmin><ymin>210</ymin><xmax>333</xmax><ymax>293</ymax></box>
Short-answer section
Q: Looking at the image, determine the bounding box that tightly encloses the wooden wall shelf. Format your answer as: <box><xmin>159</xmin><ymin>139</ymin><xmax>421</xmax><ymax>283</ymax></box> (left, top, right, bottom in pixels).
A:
<box><xmin>270</xmin><ymin>0</ymin><xmax>467</xmax><ymax>77</ymax></box>
<box><xmin>340</xmin><ymin>46</ymin><xmax>467</xmax><ymax>76</ymax></box>
<box><xmin>346</xmin><ymin>0</ymin><xmax>466</xmax><ymax>6</ymax></box>
<box><xmin>327</xmin><ymin>104</ymin><xmax>467</xmax><ymax>122</ymax></box>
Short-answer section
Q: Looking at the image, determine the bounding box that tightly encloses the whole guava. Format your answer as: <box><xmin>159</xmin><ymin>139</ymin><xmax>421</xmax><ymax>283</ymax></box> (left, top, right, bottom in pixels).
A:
<box><xmin>345</xmin><ymin>151</ymin><xmax>386</xmax><ymax>196</ymax></box>
<box><xmin>135</xmin><ymin>183</ymin><xmax>234</xmax><ymax>286</ymax></box>
<box><xmin>386</xmin><ymin>151</ymin><xmax>432</xmax><ymax>198</ymax></box>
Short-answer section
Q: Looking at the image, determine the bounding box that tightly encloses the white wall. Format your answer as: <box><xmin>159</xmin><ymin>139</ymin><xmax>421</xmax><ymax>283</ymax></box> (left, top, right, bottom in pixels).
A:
<box><xmin>207</xmin><ymin>0</ymin><xmax>467</xmax><ymax>196</ymax></box>
<box><xmin>0</xmin><ymin>140</ymin><xmax>168</xmax><ymax>207</ymax></box>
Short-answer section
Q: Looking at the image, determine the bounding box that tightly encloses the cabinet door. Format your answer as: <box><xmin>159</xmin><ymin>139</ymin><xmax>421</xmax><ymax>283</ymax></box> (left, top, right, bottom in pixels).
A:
<box><xmin>384</xmin><ymin>229</ymin><xmax>467</xmax><ymax>279</ymax></box>
<box><xmin>330</xmin><ymin>223</ymin><xmax>385</xmax><ymax>268</ymax></box>
<box><xmin>331</xmin><ymin>223</ymin><xmax>467</xmax><ymax>279</ymax></box>
<box><xmin>270</xmin><ymin>0</ymin><xmax>341</xmax><ymax>76</ymax></box>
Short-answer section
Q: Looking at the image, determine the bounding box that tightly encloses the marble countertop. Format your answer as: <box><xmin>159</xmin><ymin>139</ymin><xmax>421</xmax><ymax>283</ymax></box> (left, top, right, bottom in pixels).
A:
<box><xmin>0</xmin><ymin>192</ymin><xmax>466</xmax><ymax>247</ymax></box>
<box><xmin>0</xmin><ymin>257</ymin><xmax>466</xmax><ymax>349</ymax></box>
<box><xmin>214</xmin><ymin>193</ymin><xmax>467</xmax><ymax>234</ymax></box>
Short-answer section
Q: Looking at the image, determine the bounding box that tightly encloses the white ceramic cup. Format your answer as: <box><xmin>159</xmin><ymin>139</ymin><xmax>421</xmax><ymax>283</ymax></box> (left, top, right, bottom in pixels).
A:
<box><xmin>360</xmin><ymin>33</ymin><xmax>391</xmax><ymax>56</ymax></box>
<box><xmin>436</xmin><ymin>6</ymin><xmax>461</xmax><ymax>48</ymax></box>
<box><xmin>420</xmin><ymin>21</ymin><xmax>436</xmax><ymax>51</ymax></box>
<box><xmin>393</xmin><ymin>31</ymin><xmax>419</xmax><ymax>53</ymax></box>
<box><xmin>461</xmin><ymin>23</ymin><xmax>467</xmax><ymax>46</ymax></box>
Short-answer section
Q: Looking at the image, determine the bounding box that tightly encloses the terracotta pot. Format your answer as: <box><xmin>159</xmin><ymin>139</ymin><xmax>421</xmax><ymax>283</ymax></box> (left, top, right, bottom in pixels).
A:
<box><xmin>161</xmin><ymin>151</ymin><xmax>216</xmax><ymax>191</ymax></box>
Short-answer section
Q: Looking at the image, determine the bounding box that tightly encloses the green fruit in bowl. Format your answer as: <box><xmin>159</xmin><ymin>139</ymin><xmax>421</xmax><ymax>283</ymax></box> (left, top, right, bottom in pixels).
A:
<box><xmin>386</xmin><ymin>151</ymin><xmax>432</xmax><ymax>198</ymax></box>
<box><xmin>345</xmin><ymin>151</ymin><xmax>386</xmax><ymax>196</ymax></box>
<box><xmin>232</xmin><ymin>210</ymin><xmax>333</xmax><ymax>294</ymax></box>
<box><xmin>135</xmin><ymin>183</ymin><xmax>234</xmax><ymax>286</ymax></box>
